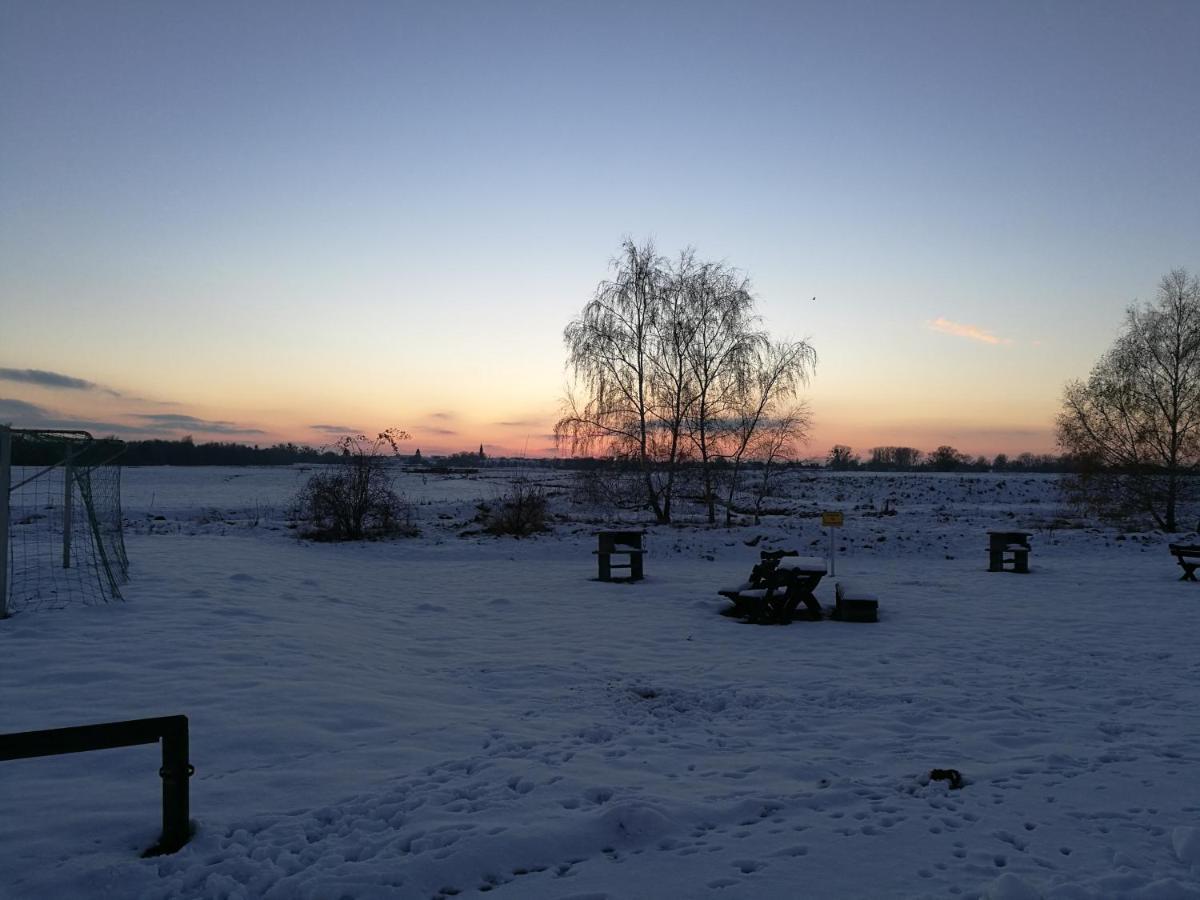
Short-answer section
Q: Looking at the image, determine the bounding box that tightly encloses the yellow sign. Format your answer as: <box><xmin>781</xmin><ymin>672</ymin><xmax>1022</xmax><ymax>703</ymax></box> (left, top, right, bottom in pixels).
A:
<box><xmin>822</xmin><ymin>511</ymin><xmax>844</xmax><ymax>527</ymax></box>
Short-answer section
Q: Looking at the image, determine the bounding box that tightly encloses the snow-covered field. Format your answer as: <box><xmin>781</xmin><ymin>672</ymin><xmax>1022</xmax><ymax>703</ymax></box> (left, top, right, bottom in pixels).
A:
<box><xmin>2</xmin><ymin>467</ymin><xmax>1199</xmax><ymax>899</ymax></box>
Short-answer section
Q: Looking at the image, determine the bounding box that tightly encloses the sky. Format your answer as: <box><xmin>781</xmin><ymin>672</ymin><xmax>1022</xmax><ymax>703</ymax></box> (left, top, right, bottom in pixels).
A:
<box><xmin>2</xmin><ymin>0</ymin><xmax>1198</xmax><ymax>459</ymax></box>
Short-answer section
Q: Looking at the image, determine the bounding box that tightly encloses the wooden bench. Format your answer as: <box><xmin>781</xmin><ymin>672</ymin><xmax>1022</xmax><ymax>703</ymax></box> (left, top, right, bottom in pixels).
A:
<box><xmin>987</xmin><ymin>530</ymin><xmax>1031</xmax><ymax>573</ymax></box>
<box><xmin>1168</xmin><ymin>543</ymin><xmax>1200</xmax><ymax>581</ymax></box>
<box><xmin>718</xmin><ymin>551</ymin><xmax>826</xmax><ymax>624</ymax></box>
<box><xmin>594</xmin><ymin>530</ymin><xmax>646</xmax><ymax>581</ymax></box>
<box><xmin>833</xmin><ymin>581</ymin><xmax>878</xmax><ymax>622</ymax></box>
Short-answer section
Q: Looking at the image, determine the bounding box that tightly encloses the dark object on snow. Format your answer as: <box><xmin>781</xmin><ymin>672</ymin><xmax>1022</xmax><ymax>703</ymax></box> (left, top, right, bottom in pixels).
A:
<box><xmin>930</xmin><ymin>768</ymin><xmax>964</xmax><ymax>790</ymax></box>
<box><xmin>987</xmin><ymin>530</ymin><xmax>1031</xmax><ymax>573</ymax></box>
<box><xmin>594</xmin><ymin>530</ymin><xmax>646</xmax><ymax>582</ymax></box>
<box><xmin>1168</xmin><ymin>544</ymin><xmax>1200</xmax><ymax>581</ymax></box>
<box><xmin>832</xmin><ymin>581</ymin><xmax>879</xmax><ymax>622</ymax></box>
<box><xmin>718</xmin><ymin>550</ymin><xmax>825</xmax><ymax>624</ymax></box>
<box><xmin>0</xmin><ymin>715</ymin><xmax>194</xmax><ymax>856</ymax></box>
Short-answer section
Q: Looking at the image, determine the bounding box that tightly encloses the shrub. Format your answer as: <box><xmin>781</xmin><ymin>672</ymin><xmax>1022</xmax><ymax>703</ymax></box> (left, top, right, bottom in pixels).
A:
<box><xmin>485</xmin><ymin>478</ymin><xmax>549</xmax><ymax>536</ymax></box>
<box><xmin>292</xmin><ymin>430</ymin><xmax>417</xmax><ymax>541</ymax></box>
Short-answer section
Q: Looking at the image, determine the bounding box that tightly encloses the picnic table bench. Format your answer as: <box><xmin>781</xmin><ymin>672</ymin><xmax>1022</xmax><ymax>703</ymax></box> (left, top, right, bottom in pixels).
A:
<box><xmin>1168</xmin><ymin>543</ymin><xmax>1200</xmax><ymax>581</ymax></box>
<box><xmin>987</xmin><ymin>530</ymin><xmax>1031</xmax><ymax>573</ymax></box>
<box><xmin>718</xmin><ymin>550</ymin><xmax>826</xmax><ymax>624</ymax></box>
<box><xmin>594</xmin><ymin>530</ymin><xmax>646</xmax><ymax>582</ymax></box>
<box><xmin>833</xmin><ymin>581</ymin><xmax>879</xmax><ymax>622</ymax></box>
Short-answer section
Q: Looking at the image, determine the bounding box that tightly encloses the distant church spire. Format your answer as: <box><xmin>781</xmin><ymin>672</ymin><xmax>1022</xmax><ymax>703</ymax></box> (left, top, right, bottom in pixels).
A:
<box><xmin>478</xmin><ymin>443</ymin><xmax>486</xmax><ymax>460</ymax></box>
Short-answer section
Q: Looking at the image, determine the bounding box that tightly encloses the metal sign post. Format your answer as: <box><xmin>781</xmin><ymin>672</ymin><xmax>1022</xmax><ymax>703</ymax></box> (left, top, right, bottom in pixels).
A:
<box><xmin>821</xmin><ymin>510</ymin><xmax>844</xmax><ymax>575</ymax></box>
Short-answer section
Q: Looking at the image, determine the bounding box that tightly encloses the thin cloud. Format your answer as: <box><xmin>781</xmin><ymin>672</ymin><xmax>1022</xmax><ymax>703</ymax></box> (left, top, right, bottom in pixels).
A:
<box><xmin>494</xmin><ymin>418</ymin><xmax>544</xmax><ymax>428</ymax></box>
<box><xmin>0</xmin><ymin>367</ymin><xmax>121</xmax><ymax>395</ymax></box>
<box><xmin>900</xmin><ymin>424</ymin><xmax>1050</xmax><ymax>442</ymax></box>
<box><xmin>1</xmin><ymin>399</ymin><xmax>268</xmax><ymax>438</ymax></box>
<box><xmin>927</xmin><ymin>317</ymin><xmax>1011</xmax><ymax>346</ymax></box>
<box><xmin>427</xmin><ymin>411</ymin><xmax>456</xmax><ymax>421</ymax></box>
<box><xmin>0</xmin><ymin>397</ymin><xmax>53</xmax><ymax>420</ymax></box>
<box><xmin>135</xmin><ymin>413</ymin><xmax>266</xmax><ymax>435</ymax></box>
<box><xmin>425</xmin><ymin>427</ymin><xmax>459</xmax><ymax>436</ymax></box>
<box><xmin>310</xmin><ymin>423</ymin><xmax>361</xmax><ymax>434</ymax></box>
<box><xmin>0</xmin><ymin>398</ymin><xmax>134</xmax><ymax>435</ymax></box>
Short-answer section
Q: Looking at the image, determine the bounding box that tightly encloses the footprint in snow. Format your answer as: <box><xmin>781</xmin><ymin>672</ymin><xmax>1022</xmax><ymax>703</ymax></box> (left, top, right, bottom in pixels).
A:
<box><xmin>772</xmin><ymin>845</ymin><xmax>808</xmax><ymax>857</ymax></box>
<box><xmin>731</xmin><ymin>859</ymin><xmax>766</xmax><ymax>874</ymax></box>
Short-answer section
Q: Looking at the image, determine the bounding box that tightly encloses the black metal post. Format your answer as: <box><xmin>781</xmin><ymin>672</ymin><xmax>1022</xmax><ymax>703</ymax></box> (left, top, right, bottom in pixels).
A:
<box><xmin>155</xmin><ymin>716</ymin><xmax>191</xmax><ymax>856</ymax></box>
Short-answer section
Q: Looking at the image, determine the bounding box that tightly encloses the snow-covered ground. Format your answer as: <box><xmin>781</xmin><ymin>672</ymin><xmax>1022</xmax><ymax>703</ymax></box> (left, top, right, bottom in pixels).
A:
<box><xmin>2</xmin><ymin>467</ymin><xmax>1199</xmax><ymax>899</ymax></box>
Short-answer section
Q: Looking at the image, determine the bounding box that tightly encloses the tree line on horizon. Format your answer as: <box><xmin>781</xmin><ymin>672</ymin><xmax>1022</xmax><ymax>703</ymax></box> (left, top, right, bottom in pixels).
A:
<box><xmin>9</xmin><ymin>435</ymin><xmax>344</xmax><ymax>467</ymax></box>
<box><xmin>9</xmin><ymin>435</ymin><xmax>500</xmax><ymax>468</ymax></box>
<box><xmin>826</xmin><ymin>444</ymin><xmax>1072</xmax><ymax>473</ymax></box>
<box><xmin>0</xmin><ymin>428</ymin><xmax>1117</xmax><ymax>478</ymax></box>
<box><xmin>8</xmin><ymin>435</ymin><xmax>1073</xmax><ymax>471</ymax></box>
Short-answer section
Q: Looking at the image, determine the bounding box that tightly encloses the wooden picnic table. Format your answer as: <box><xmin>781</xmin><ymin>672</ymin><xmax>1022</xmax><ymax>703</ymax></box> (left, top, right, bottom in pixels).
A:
<box><xmin>720</xmin><ymin>553</ymin><xmax>827</xmax><ymax>623</ymax></box>
<box><xmin>774</xmin><ymin>556</ymin><xmax>827</xmax><ymax>621</ymax></box>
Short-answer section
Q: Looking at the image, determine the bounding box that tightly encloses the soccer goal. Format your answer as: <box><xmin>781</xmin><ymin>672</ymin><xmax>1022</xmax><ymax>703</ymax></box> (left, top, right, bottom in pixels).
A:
<box><xmin>0</xmin><ymin>426</ymin><xmax>129</xmax><ymax>617</ymax></box>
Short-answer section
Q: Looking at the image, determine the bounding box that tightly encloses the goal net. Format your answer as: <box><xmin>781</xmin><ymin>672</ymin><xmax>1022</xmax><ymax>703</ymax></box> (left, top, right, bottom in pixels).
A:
<box><xmin>1</xmin><ymin>427</ymin><xmax>129</xmax><ymax>617</ymax></box>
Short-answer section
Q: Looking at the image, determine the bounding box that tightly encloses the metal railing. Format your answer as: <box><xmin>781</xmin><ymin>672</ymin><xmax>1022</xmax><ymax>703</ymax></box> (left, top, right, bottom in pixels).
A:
<box><xmin>0</xmin><ymin>714</ymin><xmax>193</xmax><ymax>856</ymax></box>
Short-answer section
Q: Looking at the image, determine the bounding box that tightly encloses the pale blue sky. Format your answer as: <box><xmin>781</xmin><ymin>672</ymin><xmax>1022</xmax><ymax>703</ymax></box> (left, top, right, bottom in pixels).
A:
<box><xmin>2</xmin><ymin>1</ymin><xmax>1198</xmax><ymax>455</ymax></box>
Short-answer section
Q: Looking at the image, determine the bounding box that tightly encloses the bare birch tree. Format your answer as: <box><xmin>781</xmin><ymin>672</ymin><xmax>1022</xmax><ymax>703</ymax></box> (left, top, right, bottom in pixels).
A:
<box><xmin>682</xmin><ymin>256</ymin><xmax>762</xmax><ymax>523</ymax></box>
<box><xmin>748</xmin><ymin>403</ymin><xmax>810</xmax><ymax>523</ymax></box>
<box><xmin>720</xmin><ymin>338</ymin><xmax>817</xmax><ymax>525</ymax></box>
<box><xmin>559</xmin><ymin>239</ymin><xmax>817</xmax><ymax>524</ymax></box>
<box><xmin>557</xmin><ymin>239</ymin><xmax>671</xmax><ymax>521</ymax></box>
<box><xmin>641</xmin><ymin>250</ymin><xmax>701</xmax><ymax>523</ymax></box>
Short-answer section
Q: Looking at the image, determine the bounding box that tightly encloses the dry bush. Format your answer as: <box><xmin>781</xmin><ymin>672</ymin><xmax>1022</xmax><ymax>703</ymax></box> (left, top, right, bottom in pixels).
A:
<box><xmin>485</xmin><ymin>479</ymin><xmax>549</xmax><ymax>537</ymax></box>
<box><xmin>292</xmin><ymin>430</ymin><xmax>417</xmax><ymax>541</ymax></box>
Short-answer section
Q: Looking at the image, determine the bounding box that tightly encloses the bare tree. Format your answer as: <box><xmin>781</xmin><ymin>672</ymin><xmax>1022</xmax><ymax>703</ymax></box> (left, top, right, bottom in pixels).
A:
<box><xmin>558</xmin><ymin>239</ymin><xmax>670</xmax><ymax>521</ymax></box>
<box><xmin>867</xmin><ymin>446</ymin><xmax>923</xmax><ymax>470</ymax></box>
<box><xmin>643</xmin><ymin>249</ymin><xmax>702</xmax><ymax>523</ymax></box>
<box><xmin>559</xmin><ymin>239</ymin><xmax>816</xmax><ymax>525</ymax></box>
<box><xmin>748</xmin><ymin>404</ymin><xmax>809</xmax><ymax>523</ymax></box>
<box><xmin>1057</xmin><ymin>268</ymin><xmax>1200</xmax><ymax>530</ymax></box>
<box><xmin>827</xmin><ymin>444</ymin><xmax>858</xmax><ymax>470</ymax></box>
<box><xmin>720</xmin><ymin>339</ymin><xmax>816</xmax><ymax>525</ymax></box>
<box><xmin>681</xmin><ymin>255</ymin><xmax>761</xmax><ymax>523</ymax></box>
<box><xmin>929</xmin><ymin>445</ymin><xmax>967</xmax><ymax>471</ymax></box>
